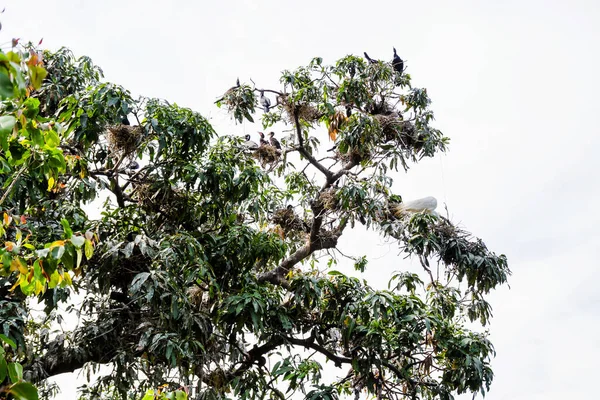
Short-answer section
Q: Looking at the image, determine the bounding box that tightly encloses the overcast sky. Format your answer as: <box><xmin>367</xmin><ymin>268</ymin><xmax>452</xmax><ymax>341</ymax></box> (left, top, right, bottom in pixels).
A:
<box><xmin>3</xmin><ymin>0</ymin><xmax>600</xmax><ymax>398</ymax></box>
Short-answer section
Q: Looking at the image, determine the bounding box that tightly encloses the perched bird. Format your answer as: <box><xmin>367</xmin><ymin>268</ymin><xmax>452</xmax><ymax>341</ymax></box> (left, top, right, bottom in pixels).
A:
<box><xmin>258</xmin><ymin>132</ymin><xmax>269</xmax><ymax>146</ymax></box>
<box><xmin>243</xmin><ymin>134</ymin><xmax>258</xmax><ymax>150</ymax></box>
<box><xmin>269</xmin><ymin>132</ymin><xmax>281</xmax><ymax>149</ymax></box>
<box><xmin>364</xmin><ymin>52</ymin><xmax>377</xmax><ymax>64</ymax></box>
<box><xmin>121</xmin><ymin>116</ymin><xmax>130</xmax><ymax>125</ymax></box>
<box><xmin>260</xmin><ymin>90</ymin><xmax>271</xmax><ymax>113</ymax></box>
<box><xmin>236</xmin><ymin>77</ymin><xmax>240</xmax><ymax>87</ymax></box>
<box><xmin>127</xmin><ymin>160</ymin><xmax>140</xmax><ymax>170</ymax></box>
<box><xmin>392</xmin><ymin>47</ymin><xmax>404</xmax><ymax>74</ymax></box>
<box><xmin>348</xmin><ymin>64</ymin><xmax>356</xmax><ymax>78</ymax></box>
<box><xmin>396</xmin><ymin>196</ymin><xmax>438</xmax><ymax>216</ymax></box>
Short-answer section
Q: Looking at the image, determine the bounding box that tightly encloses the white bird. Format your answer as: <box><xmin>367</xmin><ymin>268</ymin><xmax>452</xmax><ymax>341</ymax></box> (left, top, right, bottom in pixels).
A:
<box><xmin>401</xmin><ymin>196</ymin><xmax>438</xmax><ymax>214</ymax></box>
<box><xmin>242</xmin><ymin>134</ymin><xmax>258</xmax><ymax>150</ymax></box>
<box><xmin>392</xmin><ymin>196</ymin><xmax>438</xmax><ymax>217</ymax></box>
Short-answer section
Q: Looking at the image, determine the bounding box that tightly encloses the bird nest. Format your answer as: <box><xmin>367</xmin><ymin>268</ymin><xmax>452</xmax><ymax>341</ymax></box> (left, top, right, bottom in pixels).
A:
<box><xmin>134</xmin><ymin>183</ymin><xmax>190</xmax><ymax>218</ymax></box>
<box><xmin>374</xmin><ymin>114</ymin><xmax>405</xmax><ymax>142</ymax></box>
<box><xmin>107</xmin><ymin>124</ymin><xmax>142</xmax><ymax>156</ymax></box>
<box><xmin>279</xmin><ymin>95</ymin><xmax>321</xmax><ymax>124</ymax></box>
<box><xmin>253</xmin><ymin>144</ymin><xmax>281</xmax><ymax>167</ymax></box>
<box><xmin>335</xmin><ymin>148</ymin><xmax>365</xmax><ymax>164</ymax></box>
<box><xmin>272</xmin><ymin>207</ymin><xmax>306</xmax><ymax>234</ymax></box>
<box><xmin>319</xmin><ymin>188</ymin><xmax>339</xmax><ymax>211</ymax></box>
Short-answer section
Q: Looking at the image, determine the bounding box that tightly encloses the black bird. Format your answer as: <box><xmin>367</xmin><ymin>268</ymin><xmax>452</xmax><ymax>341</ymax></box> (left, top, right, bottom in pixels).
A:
<box><xmin>269</xmin><ymin>132</ymin><xmax>281</xmax><ymax>149</ymax></box>
<box><xmin>127</xmin><ymin>160</ymin><xmax>140</xmax><ymax>170</ymax></box>
<box><xmin>348</xmin><ymin>64</ymin><xmax>356</xmax><ymax>78</ymax></box>
<box><xmin>121</xmin><ymin>116</ymin><xmax>130</xmax><ymax>125</ymax></box>
<box><xmin>260</xmin><ymin>90</ymin><xmax>271</xmax><ymax>113</ymax></box>
<box><xmin>258</xmin><ymin>132</ymin><xmax>268</xmax><ymax>146</ymax></box>
<box><xmin>236</xmin><ymin>77</ymin><xmax>240</xmax><ymax>87</ymax></box>
<box><xmin>392</xmin><ymin>47</ymin><xmax>404</xmax><ymax>74</ymax></box>
<box><xmin>346</xmin><ymin>105</ymin><xmax>352</xmax><ymax>118</ymax></box>
<box><xmin>243</xmin><ymin>134</ymin><xmax>258</xmax><ymax>150</ymax></box>
<box><xmin>364</xmin><ymin>52</ymin><xmax>377</xmax><ymax>64</ymax></box>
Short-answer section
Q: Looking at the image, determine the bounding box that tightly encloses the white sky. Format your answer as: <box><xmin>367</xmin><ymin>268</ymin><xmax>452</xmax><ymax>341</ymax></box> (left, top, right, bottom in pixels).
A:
<box><xmin>3</xmin><ymin>0</ymin><xmax>600</xmax><ymax>398</ymax></box>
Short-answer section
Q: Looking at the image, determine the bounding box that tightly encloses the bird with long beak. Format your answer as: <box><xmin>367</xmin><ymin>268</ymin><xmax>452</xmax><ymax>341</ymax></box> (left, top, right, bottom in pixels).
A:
<box><xmin>392</xmin><ymin>47</ymin><xmax>404</xmax><ymax>74</ymax></box>
<box><xmin>243</xmin><ymin>134</ymin><xmax>258</xmax><ymax>150</ymax></box>
<box><xmin>269</xmin><ymin>132</ymin><xmax>281</xmax><ymax>149</ymax></box>
<box><xmin>258</xmin><ymin>132</ymin><xmax>268</xmax><ymax>146</ymax></box>
<box><xmin>364</xmin><ymin>52</ymin><xmax>377</xmax><ymax>64</ymax></box>
<box><xmin>260</xmin><ymin>90</ymin><xmax>271</xmax><ymax>113</ymax></box>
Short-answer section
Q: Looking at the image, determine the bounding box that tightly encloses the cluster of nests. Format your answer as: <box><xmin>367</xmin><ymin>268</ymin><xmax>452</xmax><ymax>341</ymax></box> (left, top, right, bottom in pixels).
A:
<box><xmin>107</xmin><ymin>124</ymin><xmax>143</xmax><ymax>158</ymax></box>
<box><xmin>278</xmin><ymin>94</ymin><xmax>321</xmax><ymax>124</ymax></box>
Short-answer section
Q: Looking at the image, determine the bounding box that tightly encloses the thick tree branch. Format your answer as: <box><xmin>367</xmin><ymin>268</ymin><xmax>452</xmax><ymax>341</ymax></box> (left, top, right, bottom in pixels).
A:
<box><xmin>282</xmin><ymin>335</ymin><xmax>351</xmax><ymax>368</ymax></box>
<box><xmin>293</xmin><ymin>111</ymin><xmax>333</xmax><ymax>181</ymax></box>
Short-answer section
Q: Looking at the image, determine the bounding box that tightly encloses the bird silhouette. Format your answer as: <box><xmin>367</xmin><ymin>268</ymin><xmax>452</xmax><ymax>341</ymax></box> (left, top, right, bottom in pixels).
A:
<box><xmin>236</xmin><ymin>77</ymin><xmax>240</xmax><ymax>87</ymax></box>
<box><xmin>364</xmin><ymin>52</ymin><xmax>377</xmax><ymax>64</ymax></box>
<box><xmin>269</xmin><ymin>132</ymin><xmax>281</xmax><ymax>149</ymax></box>
<box><xmin>121</xmin><ymin>116</ymin><xmax>130</xmax><ymax>125</ymax></box>
<box><xmin>260</xmin><ymin>90</ymin><xmax>271</xmax><ymax>113</ymax></box>
<box><xmin>243</xmin><ymin>134</ymin><xmax>258</xmax><ymax>150</ymax></box>
<box><xmin>258</xmin><ymin>132</ymin><xmax>269</xmax><ymax>146</ymax></box>
<box><xmin>392</xmin><ymin>48</ymin><xmax>404</xmax><ymax>74</ymax></box>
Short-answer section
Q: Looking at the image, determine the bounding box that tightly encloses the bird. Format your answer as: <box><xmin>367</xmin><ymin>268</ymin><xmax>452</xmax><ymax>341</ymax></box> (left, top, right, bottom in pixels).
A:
<box><xmin>121</xmin><ymin>116</ymin><xmax>130</xmax><ymax>125</ymax></box>
<box><xmin>260</xmin><ymin>90</ymin><xmax>271</xmax><ymax>113</ymax></box>
<box><xmin>394</xmin><ymin>196</ymin><xmax>438</xmax><ymax>217</ymax></box>
<box><xmin>392</xmin><ymin>47</ymin><xmax>404</xmax><ymax>74</ymax></box>
<box><xmin>127</xmin><ymin>160</ymin><xmax>140</xmax><ymax>170</ymax></box>
<box><xmin>236</xmin><ymin>77</ymin><xmax>240</xmax><ymax>87</ymax></box>
<box><xmin>269</xmin><ymin>132</ymin><xmax>281</xmax><ymax>149</ymax></box>
<box><xmin>258</xmin><ymin>132</ymin><xmax>268</xmax><ymax>146</ymax></box>
<box><xmin>364</xmin><ymin>52</ymin><xmax>377</xmax><ymax>64</ymax></box>
<box><xmin>243</xmin><ymin>134</ymin><xmax>258</xmax><ymax>150</ymax></box>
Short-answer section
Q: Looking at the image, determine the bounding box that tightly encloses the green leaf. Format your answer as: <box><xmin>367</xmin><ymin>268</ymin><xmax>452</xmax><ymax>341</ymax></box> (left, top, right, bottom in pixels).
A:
<box><xmin>142</xmin><ymin>390</ymin><xmax>156</xmax><ymax>400</ymax></box>
<box><xmin>8</xmin><ymin>361</ymin><xmax>23</xmax><ymax>383</ymax></box>
<box><xmin>0</xmin><ymin>115</ymin><xmax>16</xmax><ymax>151</ymax></box>
<box><xmin>8</xmin><ymin>381</ymin><xmax>39</xmax><ymax>400</ymax></box>
<box><xmin>0</xmin><ymin>356</ymin><xmax>7</xmax><ymax>382</ymax></box>
<box><xmin>70</xmin><ymin>235</ymin><xmax>85</xmax><ymax>248</ymax></box>
<box><xmin>44</xmin><ymin>130</ymin><xmax>60</xmax><ymax>148</ymax></box>
<box><xmin>29</xmin><ymin>65</ymin><xmax>48</xmax><ymax>90</ymax></box>
<box><xmin>84</xmin><ymin>239</ymin><xmax>93</xmax><ymax>259</ymax></box>
<box><xmin>0</xmin><ymin>333</ymin><xmax>16</xmax><ymax>349</ymax></box>
<box><xmin>60</xmin><ymin>219</ymin><xmax>73</xmax><ymax>238</ymax></box>
<box><xmin>0</xmin><ymin>71</ymin><xmax>14</xmax><ymax>99</ymax></box>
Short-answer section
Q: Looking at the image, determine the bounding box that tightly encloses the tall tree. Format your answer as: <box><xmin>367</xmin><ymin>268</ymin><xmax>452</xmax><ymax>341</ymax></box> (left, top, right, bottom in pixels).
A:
<box><xmin>0</xmin><ymin>45</ymin><xmax>509</xmax><ymax>400</ymax></box>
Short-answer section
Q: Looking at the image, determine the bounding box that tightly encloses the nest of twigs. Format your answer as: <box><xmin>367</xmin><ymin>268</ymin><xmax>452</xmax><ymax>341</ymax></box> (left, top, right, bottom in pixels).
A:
<box><xmin>319</xmin><ymin>188</ymin><xmax>339</xmax><ymax>211</ymax></box>
<box><xmin>107</xmin><ymin>124</ymin><xmax>142</xmax><ymax>156</ymax></box>
<box><xmin>253</xmin><ymin>144</ymin><xmax>281</xmax><ymax>167</ymax></box>
<box><xmin>272</xmin><ymin>207</ymin><xmax>307</xmax><ymax>234</ymax></box>
<box><xmin>335</xmin><ymin>148</ymin><xmax>365</xmax><ymax>164</ymax></box>
<box><xmin>187</xmin><ymin>285</ymin><xmax>210</xmax><ymax>308</ymax></box>
<box><xmin>134</xmin><ymin>183</ymin><xmax>190</xmax><ymax>218</ymax></box>
<box><xmin>279</xmin><ymin>95</ymin><xmax>321</xmax><ymax>123</ymax></box>
<box><xmin>374</xmin><ymin>114</ymin><xmax>405</xmax><ymax>141</ymax></box>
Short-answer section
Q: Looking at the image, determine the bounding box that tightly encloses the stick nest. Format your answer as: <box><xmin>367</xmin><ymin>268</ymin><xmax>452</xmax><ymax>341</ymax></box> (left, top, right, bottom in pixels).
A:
<box><xmin>107</xmin><ymin>124</ymin><xmax>143</xmax><ymax>156</ymax></box>
<box><xmin>272</xmin><ymin>207</ymin><xmax>307</xmax><ymax>234</ymax></box>
<box><xmin>279</xmin><ymin>95</ymin><xmax>321</xmax><ymax>123</ymax></box>
<box><xmin>319</xmin><ymin>188</ymin><xmax>339</xmax><ymax>211</ymax></box>
<box><xmin>253</xmin><ymin>144</ymin><xmax>281</xmax><ymax>167</ymax></box>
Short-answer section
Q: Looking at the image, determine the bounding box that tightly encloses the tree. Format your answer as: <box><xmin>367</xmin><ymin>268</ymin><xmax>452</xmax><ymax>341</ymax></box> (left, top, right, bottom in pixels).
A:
<box><xmin>0</xmin><ymin>43</ymin><xmax>509</xmax><ymax>400</ymax></box>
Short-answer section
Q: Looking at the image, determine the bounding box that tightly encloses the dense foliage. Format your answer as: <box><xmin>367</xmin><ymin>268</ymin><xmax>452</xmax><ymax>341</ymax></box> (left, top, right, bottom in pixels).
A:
<box><xmin>0</xmin><ymin>42</ymin><xmax>509</xmax><ymax>400</ymax></box>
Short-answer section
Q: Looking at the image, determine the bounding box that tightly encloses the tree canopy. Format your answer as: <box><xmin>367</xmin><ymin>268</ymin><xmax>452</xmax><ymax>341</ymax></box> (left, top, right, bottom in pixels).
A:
<box><xmin>0</xmin><ymin>42</ymin><xmax>509</xmax><ymax>400</ymax></box>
